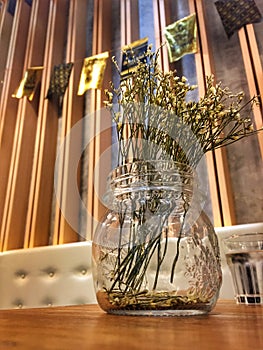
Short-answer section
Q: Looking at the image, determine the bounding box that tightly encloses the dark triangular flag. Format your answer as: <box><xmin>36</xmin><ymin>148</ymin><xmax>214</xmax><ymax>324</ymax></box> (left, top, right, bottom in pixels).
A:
<box><xmin>0</xmin><ymin>1</ymin><xmax>4</xmax><ymax>14</ymax></box>
<box><xmin>46</xmin><ymin>62</ymin><xmax>73</xmax><ymax>116</ymax></box>
<box><xmin>7</xmin><ymin>0</ymin><xmax>16</xmax><ymax>16</ymax></box>
<box><xmin>121</xmin><ymin>37</ymin><xmax>148</xmax><ymax>78</ymax></box>
<box><xmin>215</xmin><ymin>0</ymin><xmax>262</xmax><ymax>38</ymax></box>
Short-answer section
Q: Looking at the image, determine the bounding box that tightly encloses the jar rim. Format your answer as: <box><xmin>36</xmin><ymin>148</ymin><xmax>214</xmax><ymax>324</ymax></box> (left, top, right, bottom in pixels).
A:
<box><xmin>103</xmin><ymin>160</ymin><xmax>197</xmax><ymax>208</ymax></box>
<box><xmin>223</xmin><ymin>233</ymin><xmax>263</xmax><ymax>253</ymax></box>
<box><xmin>108</xmin><ymin>160</ymin><xmax>194</xmax><ymax>181</ymax></box>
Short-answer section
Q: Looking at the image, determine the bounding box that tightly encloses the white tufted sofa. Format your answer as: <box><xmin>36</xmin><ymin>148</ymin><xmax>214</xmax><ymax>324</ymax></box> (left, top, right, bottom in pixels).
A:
<box><xmin>1</xmin><ymin>223</ymin><xmax>262</xmax><ymax>309</ymax></box>
<box><xmin>0</xmin><ymin>241</ymin><xmax>97</xmax><ymax>309</ymax></box>
<box><xmin>215</xmin><ymin>222</ymin><xmax>263</xmax><ymax>300</ymax></box>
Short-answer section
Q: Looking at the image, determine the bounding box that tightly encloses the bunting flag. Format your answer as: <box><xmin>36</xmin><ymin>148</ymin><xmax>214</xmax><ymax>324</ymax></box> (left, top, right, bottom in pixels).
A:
<box><xmin>12</xmin><ymin>66</ymin><xmax>43</xmax><ymax>101</ymax></box>
<box><xmin>215</xmin><ymin>0</ymin><xmax>262</xmax><ymax>38</ymax></box>
<box><xmin>121</xmin><ymin>37</ymin><xmax>148</xmax><ymax>78</ymax></box>
<box><xmin>0</xmin><ymin>1</ymin><xmax>4</xmax><ymax>14</ymax></box>
<box><xmin>46</xmin><ymin>62</ymin><xmax>73</xmax><ymax>116</ymax></box>
<box><xmin>164</xmin><ymin>13</ymin><xmax>197</xmax><ymax>62</ymax></box>
<box><xmin>77</xmin><ymin>51</ymin><xmax>109</xmax><ymax>95</ymax></box>
<box><xmin>7</xmin><ymin>0</ymin><xmax>16</xmax><ymax>16</ymax></box>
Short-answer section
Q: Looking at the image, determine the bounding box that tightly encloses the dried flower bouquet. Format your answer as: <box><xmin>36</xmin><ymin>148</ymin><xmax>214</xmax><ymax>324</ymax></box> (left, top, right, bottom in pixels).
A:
<box><xmin>93</xmin><ymin>46</ymin><xmax>261</xmax><ymax>314</ymax></box>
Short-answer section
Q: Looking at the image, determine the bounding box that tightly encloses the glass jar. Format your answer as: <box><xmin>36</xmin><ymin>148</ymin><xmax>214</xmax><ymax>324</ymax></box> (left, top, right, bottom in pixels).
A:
<box><xmin>92</xmin><ymin>161</ymin><xmax>222</xmax><ymax>316</ymax></box>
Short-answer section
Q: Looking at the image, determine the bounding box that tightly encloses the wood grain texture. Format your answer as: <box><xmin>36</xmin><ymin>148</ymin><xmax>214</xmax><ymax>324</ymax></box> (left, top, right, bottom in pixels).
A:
<box><xmin>0</xmin><ymin>301</ymin><xmax>262</xmax><ymax>350</ymax></box>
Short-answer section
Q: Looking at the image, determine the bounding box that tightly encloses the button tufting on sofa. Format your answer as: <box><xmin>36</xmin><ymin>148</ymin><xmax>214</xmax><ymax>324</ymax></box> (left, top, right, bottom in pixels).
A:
<box><xmin>3</xmin><ymin>225</ymin><xmax>260</xmax><ymax>309</ymax></box>
<box><xmin>0</xmin><ymin>241</ymin><xmax>97</xmax><ymax>309</ymax></box>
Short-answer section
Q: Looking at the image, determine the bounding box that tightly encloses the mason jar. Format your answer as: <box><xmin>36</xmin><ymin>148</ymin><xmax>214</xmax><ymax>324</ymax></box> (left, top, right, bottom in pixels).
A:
<box><xmin>92</xmin><ymin>160</ymin><xmax>222</xmax><ymax>316</ymax></box>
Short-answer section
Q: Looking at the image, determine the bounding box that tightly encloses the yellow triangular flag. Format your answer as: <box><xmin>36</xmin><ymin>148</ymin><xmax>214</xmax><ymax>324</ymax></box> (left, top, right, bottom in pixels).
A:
<box><xmin>78</xmin><ymin>51</ymin><xmax>109</xmax><ymax>95</ymax></box>
<box><xmin>164</xmin><ymin>13</ymin><xmax>197</xmax><ymax>62</ymax></box>
<box><xmin>12</xmin><ymin>66</ymin><xmax>44</xmax><ymax>101</ymax></box>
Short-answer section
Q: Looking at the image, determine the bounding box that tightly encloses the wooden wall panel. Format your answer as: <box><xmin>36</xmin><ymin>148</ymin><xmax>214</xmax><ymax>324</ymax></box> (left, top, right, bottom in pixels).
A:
<box><xmin>0</xmin><ymin>1</ymin><xmax>12</xmax><ymax>99</ymax></box>
<box><xmin>52</xmin><ymin>0</ymin><xmax>87</xmax><ymax>244</ymax></box>
<box><xmin>152</xmin><ymin>0</ymin><xmax>236</xmax><ymax>226</ymax></box>
<box><xmin>188</xmin><ymin>0</ymin><xmax>236</xmax><ymax>226</ymax></box>
<box><xmin>0</xmin><ymin>0</ymin><xmax>261</xmax><ymax>251</ymax></box>
<box><xmin>153</xmin><ymin>0</ymin><xmax>169</xmax><ymax>70</ymax></box>
<box><xmin>200</xmin><ymin>0</ymin><xmax>263</xmax><ymax>225</ymax></box>
<box><xmin>0</xmin><ymin>0</ymin><xmax>50</xmax><ymax>251</ymax></box>
<box><xmin>0</xmin><ymin>1</ymin><xmax>32</xmax><ymax>250</ymax></box>
<box><xmin>24</xmin><ymin>0</ymin><xmax>69</xmax><ymax>248</ymax></box>
<box><xmin>120</xmin><ymin>0</ymin><xmax>139</xmax><ymax>45</ymax></box>
<box><xmin>238</xmin><ymin>26</ymin><xmax>263</xmax><ymax>158</ymax></box>
<box><xmin>188</xmin><ymin>0</ymin><xmax>225</xmax><ymax>227</ymax></box>
<box><xmin>86</xmin><ymin>0</ymin><xmax>113</xmax><ymax>239</ymax></box>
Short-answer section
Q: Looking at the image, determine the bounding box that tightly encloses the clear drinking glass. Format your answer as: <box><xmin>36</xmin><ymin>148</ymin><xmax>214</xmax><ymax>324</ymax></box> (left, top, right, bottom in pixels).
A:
<box><xmin>223</xmin><ymin>232</ymin><xmax>263</xmax><ymax>304</ymax></box>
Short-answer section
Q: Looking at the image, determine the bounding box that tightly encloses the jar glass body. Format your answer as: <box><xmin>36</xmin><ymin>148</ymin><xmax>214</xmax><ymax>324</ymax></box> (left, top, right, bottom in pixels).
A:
<box><xmin>92</xmin><ymin>161</ymin><xmax>222</xmax><ymax>316</ymax></box>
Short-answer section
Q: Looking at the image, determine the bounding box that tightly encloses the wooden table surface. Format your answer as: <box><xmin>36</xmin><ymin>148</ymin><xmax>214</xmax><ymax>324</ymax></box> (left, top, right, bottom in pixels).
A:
<box><xmin>0</xmin><ymin>300</ymin><xmax>262</xmax><ymax>350</ymax></box>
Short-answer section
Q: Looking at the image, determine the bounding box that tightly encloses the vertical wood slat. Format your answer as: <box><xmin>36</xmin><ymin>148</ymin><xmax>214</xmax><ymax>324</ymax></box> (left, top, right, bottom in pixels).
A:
<box><xmin>0</xmin><ymin>2</ymin><xmax>13</xmax><ymax>99</ymax></box>
<box><xmin>152</xmin><ymin>0</ymin><xmax>169</xmax><ymax>71</ymax></box>
<box><xmin>0</xmin><ymin>0</ymin><xmax>6</xmax><ymax>23</ymax></box>
<box><xmin>120</xmin><ymin>0</ymin><xmax>139</xmax><ymax>46</ymax></box>
<box><xmin>86</xmin><ymin>0</ymin><xmax>99</xmax><ymax>239</ymax></box>
<box><xmin>24</xmin><ymin>0</ymin><xmax>69</xmax><ymax>248</ymax></box>
<box><xmin>52</xmin><ymin>0</ymin><xmax>87</xmax><ymax>245</ymax></box>
<box><xmin>118</xmin><ymin>0</ymin><xmax>140</xmax><ymax>165</ymax></box>
<box><xmin>0</xmin><ymin>1</ymin><xmax>32</xmax><ymax>251</ymax></box>
<box><xmin>189</xmin><ymin>0</ymin><xmax>236</xmax><ymax>227</ymax></box>
<box><xmin>86</xmin><ymin>0</ymin><xmax>113</xmax><ymax>240</ymax></box>
<box><xmin>238</xmin><ymin>26</ymin><xmax>263</xmax><ymax>159</ymax></box>
<box><xmin>92</xmin><ymin>0</ymin><xmax>112</xmax><ymax>235</ymax></box>
<box><xmin>120</xmin><ymin>0</ymin><xmax>127</xmax><ymax>45</ymax></box>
